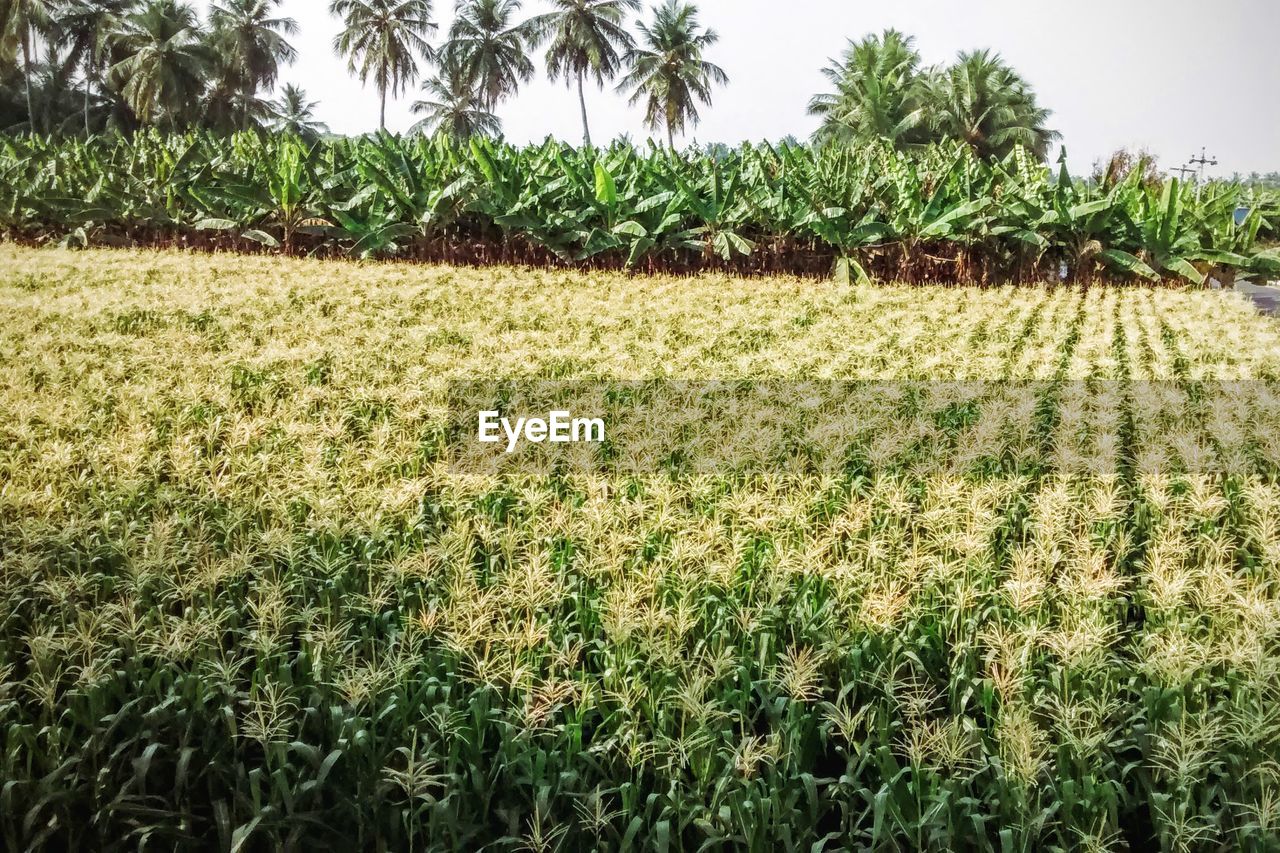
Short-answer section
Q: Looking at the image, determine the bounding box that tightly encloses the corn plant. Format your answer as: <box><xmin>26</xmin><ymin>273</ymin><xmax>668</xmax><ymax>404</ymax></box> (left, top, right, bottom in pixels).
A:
<box><xmin>5</xmin><ymin>247</ymin><xmax>1280</xmax><ymax>849</ymax></box>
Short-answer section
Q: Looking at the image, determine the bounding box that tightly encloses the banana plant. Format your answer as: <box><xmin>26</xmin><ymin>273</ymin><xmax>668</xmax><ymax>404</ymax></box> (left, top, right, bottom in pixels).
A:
<box><xmin>666</xmin><ymin>154</ymin><xmax>756</xmax><ymax>262</ymax></box>
<box><xmin>4</xmin><ymin>131</ymin><xmax>1279</xmax><ymax>282</ymax></box>
<box><xmin>1121</xmin><ymin>179</ymin><xmax>1207</xmax><ymax>284</ymax></box>
<box><xmin>1030</xmin><ymin>151</ymin><xmax>1135</xmax><ymax>283</ymax></box>
<box><xmin>196</xmin><ymin>137</ymin><xmax>319</xmax><ymax>251</ymax></box>
<box><xmin>538</xmin><ymin>147</ymin><xmax>653</xmax><ymax>263</ymax></box>
<box><xmin>466</xmin><ymin>136</ymin><xmax>577</xmax><ymax>260</ymax></box>
<box><xmin>796</xmin><ymin>148</ymin><xmax>888</xmax><ymax>283</ymax></box>
<box><xmin>350</xmin><ymin>132</ymin><xmax>474</xmax><ymax>250</ymax></box>
<box><xmin>878</xmin><ymin>144</ymin><xmax>992</xmax><ymax>276</ymax></box>
<box><xmin>598</xmin><ymin>150</ymin><xmax>705</xmax><ymax>269</ymax></box>
<box><xmin>1186</xmin><ymin>183</ymin><xmax>1277</xmax><ymax>282</ymax></box>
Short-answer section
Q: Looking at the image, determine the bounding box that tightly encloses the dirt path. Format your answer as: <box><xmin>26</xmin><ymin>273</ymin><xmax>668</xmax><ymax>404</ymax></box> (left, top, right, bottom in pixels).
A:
<box><xmin>1235</xmin><ymin>280</ymin><xmax>1280</xmax><ymax>315</ymax></box>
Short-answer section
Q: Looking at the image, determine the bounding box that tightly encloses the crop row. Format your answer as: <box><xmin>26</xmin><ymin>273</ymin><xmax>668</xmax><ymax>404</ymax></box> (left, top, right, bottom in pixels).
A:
<box><xmin>5</xmin><ymin>250</ymin><xmax>1280</xmax><ymax>849</ymax></box>
<box><xmin>1</xmin><ymin>132</ymin><xmax>1278</xmax><ymax>284</ymax></box>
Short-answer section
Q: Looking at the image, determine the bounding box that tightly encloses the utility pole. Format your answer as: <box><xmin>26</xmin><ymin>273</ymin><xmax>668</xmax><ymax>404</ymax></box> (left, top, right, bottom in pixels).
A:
<box><xmin>1171</xmin><ymin>164</ymin><xmax>1196</xmax><ymax>181</ymax></box>
<box><xmin>1188</xmin><ymin>147</ymin><xmax>1219</xmax><ymax>184</ymax></box>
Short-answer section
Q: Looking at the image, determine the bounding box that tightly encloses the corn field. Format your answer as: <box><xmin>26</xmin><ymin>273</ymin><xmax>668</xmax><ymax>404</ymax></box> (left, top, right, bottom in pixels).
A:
<box><xmin>1</xmin><ymin>132</ymin><xmax>1277</xmax><ymax>284</ymax></box>
<box><xmin>5</xmin><ymin>246</ymin><xmax>1280</xmax><ymax>850</ymax></box>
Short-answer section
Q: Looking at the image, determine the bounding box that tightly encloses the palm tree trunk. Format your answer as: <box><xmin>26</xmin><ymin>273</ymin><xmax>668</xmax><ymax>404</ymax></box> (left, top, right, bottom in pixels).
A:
<box><xmin>576</xmin><ymin>68</ymin><xmax>591</xmax><ymax>148</ymax></box>
<box><xmin>84</xmin><ymin>53</ymin><xmax>93</xmax><ymax>137</ymax></box>
<box><xmin>667</xmin><ymin>124</ymin><xmax>673</xmax><ymax>150</ymax></box>
<box><xmin>380</xmin><ymin>85</ymin><xmax>387</xmax><ymax>131</ymax></box>
<box><xmin>22</xmin><ymin>29</ymin><xmax>36</xmax><ymax>135</ymax></box>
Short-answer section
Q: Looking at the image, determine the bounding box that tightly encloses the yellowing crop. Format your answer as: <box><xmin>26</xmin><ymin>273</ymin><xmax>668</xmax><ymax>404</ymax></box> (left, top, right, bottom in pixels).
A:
<box><xmin>4</xmin><ymin>245</ymin><xmax>1280</xmax><ymax>851</ymax></box>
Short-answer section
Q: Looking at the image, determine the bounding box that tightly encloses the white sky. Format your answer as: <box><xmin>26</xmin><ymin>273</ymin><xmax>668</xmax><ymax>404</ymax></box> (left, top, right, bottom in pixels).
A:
<box><xmin>199</xmin><ymin>0</ymin><xmax>1280</xmax><ymax>177</ymax></box>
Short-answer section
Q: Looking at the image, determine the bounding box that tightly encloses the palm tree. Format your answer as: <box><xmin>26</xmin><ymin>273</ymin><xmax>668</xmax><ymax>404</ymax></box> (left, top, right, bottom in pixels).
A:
<box><xmin>442</xmin><ymin>0</ymin><xmax>535</xmax><ymax>110</ymax></box>
<box><xmin>410</xmin><ymin>53</ymin><xmax>498</xmax><ymax>141</ymax></box>
<box><xmin>108</xmin><ymin>0</ymin><xmax>212</xmax><ymax>128</ymax></box>
<box><xmin>202</xmin><ymin>55</ymin><xmax>274</xmax><ymax>131</ymax></box>
<box><xmin>616</xmin><ymin>0</ymin><xmax>724</xmax><ymax>149</ymax></box>
<box><xmin>0</xmin><ymin>0</ymin><xmax>56</xmax><ymax>131</ymax></box>
<box><xmin>209</xmin><ymin>0</ymin><xmax>297</xmax><ymax>129</ymax></box>
<box><xmin>330</xmin><ymin>0</ymin><xmax>436</xmax><ymax>131</ymax></box>
<box><xmin>924</xmin><ymin>49</ymin><xmax>1059</xmax><ymax>161</ymax></box>
<box><xmin>51</xmin><ymin>0</ymin><xmax>136</xmax><ymax>136</ymax></box>
<box><xmin>25</xmin><ymin>46</ymin><xmax>114</xmax><ymax>133</ymax></box>
<box><xmin>272</xmin><ymin>82</ymin><xmax>327</xmax><ymax>140</ymax></box>
<box><xmin>527</xmin><ymin>0</ymin><xmax>638</xmax><ymax>147</ymax></box>
<box><xmin>808</xmin><ymin>29</ymin><xmax>926</xmax><ymax>148</ymax></box>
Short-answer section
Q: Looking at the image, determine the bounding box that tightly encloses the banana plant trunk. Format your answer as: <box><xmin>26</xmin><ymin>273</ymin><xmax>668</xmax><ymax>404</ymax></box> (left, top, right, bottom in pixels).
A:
<box><xmin>576</xmin><ymin>68</ymin><xmax>591</xmax><ymax>148</ymax></box>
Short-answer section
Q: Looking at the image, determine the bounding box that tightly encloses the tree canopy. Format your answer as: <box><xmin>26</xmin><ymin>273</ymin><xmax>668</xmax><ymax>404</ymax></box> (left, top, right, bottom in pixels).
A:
<box><xmin>1</xmin><ymin>4</ymin><xmax>1066</xmax><ymax>162</ymax></box>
